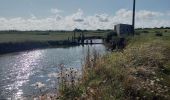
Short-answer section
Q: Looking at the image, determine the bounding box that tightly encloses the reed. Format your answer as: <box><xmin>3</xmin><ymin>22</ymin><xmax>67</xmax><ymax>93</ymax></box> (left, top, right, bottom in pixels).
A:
<box><xmin>60</xmin><ymin>35</ymin><xmax>170</xmax><ymax>99</ymax></box>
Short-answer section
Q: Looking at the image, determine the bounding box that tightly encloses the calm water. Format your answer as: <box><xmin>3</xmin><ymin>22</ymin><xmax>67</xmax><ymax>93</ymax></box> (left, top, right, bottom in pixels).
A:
<box><xmin>0</xmin><ymin>42</ymin><xmax>106</xmax><ymax>99</ymax></box>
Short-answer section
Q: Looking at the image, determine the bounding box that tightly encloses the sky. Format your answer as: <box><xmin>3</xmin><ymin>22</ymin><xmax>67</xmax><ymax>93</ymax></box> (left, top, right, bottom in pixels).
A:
<box><xmin>0</xmin><ymin>0</ymin><xmax>170</xmax><ymax>30</ymax></box>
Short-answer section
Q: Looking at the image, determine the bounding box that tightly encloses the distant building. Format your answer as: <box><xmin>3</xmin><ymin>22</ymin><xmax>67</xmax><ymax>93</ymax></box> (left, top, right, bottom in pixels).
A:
<box><xmin>114</xmin><ymin>24</ymin><xmax>133</xmax><ymax>36</ymax></box>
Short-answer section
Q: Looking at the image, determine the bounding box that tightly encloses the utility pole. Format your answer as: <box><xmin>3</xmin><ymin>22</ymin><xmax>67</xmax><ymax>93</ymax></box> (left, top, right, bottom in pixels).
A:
<box><xmin>132</xmin><ymin>0</ymin><xmax>136</xmax><ymax>35</ymax></box>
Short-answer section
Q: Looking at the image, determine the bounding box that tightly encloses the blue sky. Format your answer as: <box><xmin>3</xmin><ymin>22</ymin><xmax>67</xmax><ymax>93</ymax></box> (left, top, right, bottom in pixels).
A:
<box><xmin>0</xmin><ymin>0</ymin><xmax>170</xmax><ymax>30</ymax></box>
<box><xmin>0</xmin><ymin>0</ymin><xmax>170</xmax><ymax>17</ymax></box>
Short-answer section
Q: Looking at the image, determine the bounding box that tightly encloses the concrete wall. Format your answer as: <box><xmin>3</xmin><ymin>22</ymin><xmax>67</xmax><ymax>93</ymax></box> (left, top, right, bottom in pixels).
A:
<box><xmin>114</xmin><ymin>24</ymin><xmax>133</xmax><ymax>36</ymax></box>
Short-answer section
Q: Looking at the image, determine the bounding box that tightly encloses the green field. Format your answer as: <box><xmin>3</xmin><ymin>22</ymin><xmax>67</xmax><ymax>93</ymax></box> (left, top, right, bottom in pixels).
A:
<box><xmin>1</xmin><ymin>29</ymin><xmax>169</xmax><ymax>43</ymax></box>
<box><xmin>0</xmin><ymin>30</ymin><xmax>111</xmax><ymax>54</ymax></box>
<box><xmin>0</xmin><ymin>30</ymin><xmax>109</xmax><ymax>43</ymax></box>
<box><xmin>130</xmin><ymin>28</ymin><xmax>170</xmax><ymax>46</ymax></box>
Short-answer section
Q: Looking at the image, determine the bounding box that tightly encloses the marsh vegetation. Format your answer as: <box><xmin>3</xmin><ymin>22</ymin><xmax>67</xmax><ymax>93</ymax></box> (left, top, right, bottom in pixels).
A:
<box><xmin>57</xmin><ymin>28</ymin><xmax>170</xmax><ymax>100</ymax></box>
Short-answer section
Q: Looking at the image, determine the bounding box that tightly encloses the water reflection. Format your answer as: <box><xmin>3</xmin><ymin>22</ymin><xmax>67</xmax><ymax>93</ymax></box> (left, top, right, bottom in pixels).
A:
<box><xmin>0</xmin><ymin>44</ymin><xmax>106</xmax><ymax>99</ymax></box>
<box><xmin>1</xmin><ymin>50</ymin><xmax>44</xmax><ymax>99</ymax></box>
<box><xmin>15</xmin><ymin>51</ymin><xmax>43</xmax><ymax>98</ymax></box>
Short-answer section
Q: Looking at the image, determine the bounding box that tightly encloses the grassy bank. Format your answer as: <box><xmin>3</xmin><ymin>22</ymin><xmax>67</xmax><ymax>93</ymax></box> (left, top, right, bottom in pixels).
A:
<box><xmin>0</xmin><ymin>40</ymin><xmax>80</xmax><ymax>54</ymax></box>
<box><xmin>0</xmin><ymin>30</ymin><xmax>109</xmax><ymax>54</ymax></box>
<box><xmin>0</xmin><ymin>30</ymin><xmax>108</xmax><ymax>43</ymax></box>
<box><xmin>59</xmin><ymin>29</ymin><xmax>170</xmax><ymax>100</ymax></box>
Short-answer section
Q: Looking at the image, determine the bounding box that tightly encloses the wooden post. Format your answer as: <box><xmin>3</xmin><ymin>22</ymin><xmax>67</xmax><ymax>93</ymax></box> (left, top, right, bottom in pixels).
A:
<box><xmin>73</xmin><ymin>31</ymin><xmax>76</xmax><ymax>41</ymax></box>
<box><xmin>132</xmin><ymin>0</ymin><xmax>136</xmax><ymax>35</ymax></box>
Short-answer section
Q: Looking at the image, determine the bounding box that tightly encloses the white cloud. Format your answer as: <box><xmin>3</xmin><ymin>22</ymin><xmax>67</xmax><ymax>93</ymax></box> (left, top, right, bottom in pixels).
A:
<box><xmin>0</xmin><ymin>9</ymin><xmax>170</xmax><ymax>30</ymax></box>
<box><xmin>167</xmin><ymin>11</ymin><xmax>170</xmax><ymax>16</ymax></box>
<box><xmin>114</xmin><ymin>9</ymin><xmax>164</xmax><ymax>21</ymax></box>
<box><xmin>136</xmin><ymin>10</ymin><xmax>163</xmax><ymax>20</ymax></box>
<box><xmin>71</xmin><ymin>9</ymin><xmax>84</xmax><ymax>22</ymax></box>
<box><xmin>115</xmin><ymin>9</ymin><xmax>132</xmax><ymax>19</ymax></box>
<box><xmin>95</xmin><ymin>14</ymin><xmax>109</xmax><ymax>22</ymax></box>
<box><xmin>50</xmin><ymin>8</ymin><xmax>63</xmax><ymax>14</ymax></box>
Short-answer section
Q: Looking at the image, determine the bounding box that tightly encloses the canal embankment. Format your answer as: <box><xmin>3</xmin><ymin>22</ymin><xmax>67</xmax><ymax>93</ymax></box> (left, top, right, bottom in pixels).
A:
<box><xmin>58</xmin><ymin>30</ymin><xmax>170</xmax><ymax>100</ymax></box>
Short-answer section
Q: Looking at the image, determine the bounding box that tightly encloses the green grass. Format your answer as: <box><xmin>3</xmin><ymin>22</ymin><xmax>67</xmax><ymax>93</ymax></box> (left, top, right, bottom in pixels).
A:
<box><xmin>0</xmin><ymin>30</ymin><xmax>109</xmax><ymax>43</ymax></box>
<box><xmin>59</xmin><ymin>29</ymin><xmax>170</xmax><ymax>100</ymax></box>
<box><xmin>127</xmin><ymin>29</ymin><xmax>170</xmax><ymax>46</ymax></box>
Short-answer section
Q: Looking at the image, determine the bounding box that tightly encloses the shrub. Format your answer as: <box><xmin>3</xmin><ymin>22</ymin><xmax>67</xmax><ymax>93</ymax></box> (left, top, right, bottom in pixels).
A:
<box><xmin>155</xmin><ymin>32</ymin><xmax>163</xmax><ymax>36</ymax></box>
<box><xmin>121</xmin><ymin>41</ymin><xmax>170</xmax><ymax>99</ymax></box>
<box><xmin>142</xmin><ymin>31</ymin><xmax>149</xmax><ymax>33</ymax></box>
<box><xmin>61</xmin><ymin>39</ymin><xmax>170</xmax><ymax>99</ymax></box>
